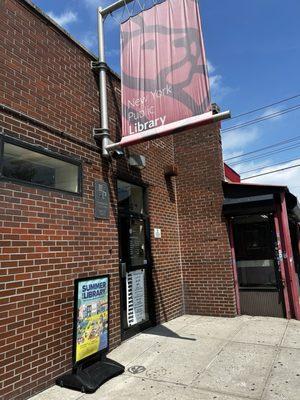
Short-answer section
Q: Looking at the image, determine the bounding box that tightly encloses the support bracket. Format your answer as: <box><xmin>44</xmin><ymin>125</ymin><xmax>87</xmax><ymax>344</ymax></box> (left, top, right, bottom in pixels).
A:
<box><xmin>91</xmin><ymin>60</ymin><xmax>109</xmax><ymax>72</ymax></box>
<box><xmin>93</xmin><ymin>128</ymin><xmax>124</xmax><ymax>158</ymax></box>
<box><xmin>93</xmin><ymin>127</ymin><xmax>110</xmax><ymax>140</ymax></box>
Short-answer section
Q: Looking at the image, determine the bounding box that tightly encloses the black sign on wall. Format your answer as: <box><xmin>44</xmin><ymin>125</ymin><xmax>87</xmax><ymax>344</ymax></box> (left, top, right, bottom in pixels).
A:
<box><xmin>94</xmin><ymin>181</ymin><xmax>110</xmax><ymax>219</ymax></box>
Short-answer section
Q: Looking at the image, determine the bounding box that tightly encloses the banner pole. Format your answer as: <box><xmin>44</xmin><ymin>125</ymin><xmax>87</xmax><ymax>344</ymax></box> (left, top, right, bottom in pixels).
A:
<box><xmin>101</xmin><ymin>0</ymin><xmax>136</xmax><ymax>16</ymax></box>
<box><xmin>97</xmin><ymin>7</ymin><xmax>111</xmax><ymax>158</ymax></box>
<box><xmin>98</xmin><ymin>0</ymin><xmax>231</xmax><ymax>155</ymax></box>
<box><xmin>105</xmin><ymin>110</ymin><xmax>231</xmax><ymax>150</ymax></box>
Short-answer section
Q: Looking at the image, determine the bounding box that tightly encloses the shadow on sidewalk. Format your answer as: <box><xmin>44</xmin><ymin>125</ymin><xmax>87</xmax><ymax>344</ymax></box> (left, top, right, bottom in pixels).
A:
<box><xmin>144</xmin><ymin>324</ymin><xmax>196</xmax><ymax>341</ymax></box>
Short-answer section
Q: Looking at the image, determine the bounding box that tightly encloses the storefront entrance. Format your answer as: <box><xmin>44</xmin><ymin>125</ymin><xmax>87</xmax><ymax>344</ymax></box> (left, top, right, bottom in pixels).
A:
<box><xmin>117</xmin><ymin>180</ymin><xmax>154</xmax><ymax>339</ymax></box>
<box><xmin>224</xmin><ymin>182</ymin><xmax>300</xmax><ymax>319</ymax></box>
<box><xmin>232</xmin><ymin>214</ymin><xmax>286</xmax><ymax>317</ymax></box>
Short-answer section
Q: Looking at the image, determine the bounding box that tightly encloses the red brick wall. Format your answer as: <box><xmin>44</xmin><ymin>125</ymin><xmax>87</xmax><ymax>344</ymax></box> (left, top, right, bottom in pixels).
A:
<box><xmin>0</xmin><ymin>1</ymin><xmax>182</xmax><ymax>399</ymax></box>
<box><xmin>174</xmin><ymin>125</ymin><xmax>236</xmax><ymax>316</ymax></box>
<box><xmin>0</xmin><ymin>0</ymin><xmax>236</xmax><ymax>399</ymax></box>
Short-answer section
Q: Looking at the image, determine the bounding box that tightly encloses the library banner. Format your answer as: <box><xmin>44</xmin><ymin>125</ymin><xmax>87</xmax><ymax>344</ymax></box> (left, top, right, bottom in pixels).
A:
<box><xmin>73</xmin><ymin>276</ymin><xmax>109</xmax><ymax>364</ymax></box>
<box><xmin>120</xmin><ymin>0</ymin><xmax>212</xmax><ymax>147</ymax></box>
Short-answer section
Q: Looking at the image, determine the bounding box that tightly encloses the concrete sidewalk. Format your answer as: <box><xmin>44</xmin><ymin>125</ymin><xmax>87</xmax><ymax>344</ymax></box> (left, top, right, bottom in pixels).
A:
<box><xmin>30</xmin><ymin>315</ymin><xmax>300</xmax><ymax>400</ymax></box>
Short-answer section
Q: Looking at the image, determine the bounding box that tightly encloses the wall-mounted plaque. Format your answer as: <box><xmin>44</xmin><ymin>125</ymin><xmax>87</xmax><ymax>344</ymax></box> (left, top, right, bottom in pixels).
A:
<box><xmin>94</xmin><ymin>180</ymin><xmax>109</xmax><ymax>219</ymax></box>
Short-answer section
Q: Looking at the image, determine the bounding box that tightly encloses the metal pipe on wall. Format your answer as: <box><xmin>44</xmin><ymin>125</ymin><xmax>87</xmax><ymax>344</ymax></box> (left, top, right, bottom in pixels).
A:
<box><xmin>97</xmin><ymin>7</ymin><xmax>111</xmax><ymax>158</ymax></box>
<box><xmin>96</xmin><ymin>1</ymin><xmax>137</xmax><ymax>157</ymax></box>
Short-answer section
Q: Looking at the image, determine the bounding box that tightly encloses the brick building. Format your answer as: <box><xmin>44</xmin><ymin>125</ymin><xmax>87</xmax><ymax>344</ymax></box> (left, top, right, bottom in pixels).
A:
<box><xmin>0</xmin><ymin>1</ymin><xmax>235</xmax><ymax>399</ymax></box>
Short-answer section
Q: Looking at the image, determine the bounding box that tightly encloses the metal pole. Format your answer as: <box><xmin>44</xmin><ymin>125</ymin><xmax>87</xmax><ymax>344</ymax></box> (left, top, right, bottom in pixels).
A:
<box><xmin>101</xmin><ymin>0</ymin><xmax>135</xmax><ymax>16</ymax></box>
<box><xmin>228</xmin><ymin>219</ymin><xmax>241</xmax><ymax>315</ymax></box>
<box><xmin>274</xmin><ymin>206</ymin><xmax>291</xmax><ymax>319</ymax></box>
<box><xmin>94</xmin><ymin>1</ymin><xmax>136</xmax><ymax>157</ymax></box>
<box><xmin>279</xmin><ymin>193</ymin><xmax>300</xmax><ymax>319</ymax></box>
<box><xmin>97</xmin><ymin>7</ymin><xmax>110</xmax><ymax>158</ymax></box>
<box><xmin>105</xmin><ymin>110</ymin><xmax>231</xmax><ymax>151</ymax></box>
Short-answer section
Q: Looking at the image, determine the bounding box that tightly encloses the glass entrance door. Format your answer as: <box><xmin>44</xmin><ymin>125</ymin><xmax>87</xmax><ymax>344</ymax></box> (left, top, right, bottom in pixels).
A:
<box><xmin>117</xmin><ymin>180</ymin><xmax>154</xmax><ymax>339</ymax></box>
<box><xmin>233</xmin><ymin>214</ymin><xmax>286</xmax><ymax>317</ymax></box>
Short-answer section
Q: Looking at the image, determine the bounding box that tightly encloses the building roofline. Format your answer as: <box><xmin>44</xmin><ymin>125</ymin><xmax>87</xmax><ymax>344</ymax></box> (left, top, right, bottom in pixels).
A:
<box><xmin>19</xmin><ymin>0</ymin><xmax>120</xmax><ymax>81</ymax></box>
<box><xmin>223</xmin><ymin>181</ymin><xmax>288</xmax><ymax>190</ymax></box>
<box><xmin>224</xmin><ymin>163</ymin><xmax>240</xmax><ymax>183</ymax></box>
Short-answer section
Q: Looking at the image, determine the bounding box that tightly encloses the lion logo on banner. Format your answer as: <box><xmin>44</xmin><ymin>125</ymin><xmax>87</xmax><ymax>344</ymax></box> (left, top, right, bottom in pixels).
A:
<box><xmin>121</xmin><ymin>0</ymin><xmax>211</xmax><ymax>136</ymax></box>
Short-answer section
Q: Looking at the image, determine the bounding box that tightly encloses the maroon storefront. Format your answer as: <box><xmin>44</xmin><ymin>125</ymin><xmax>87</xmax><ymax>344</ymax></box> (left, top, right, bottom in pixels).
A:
<box><xmin>223</xmin><ymin>181</ymin><xmax>300</xmax><ymax>319</ymax></box>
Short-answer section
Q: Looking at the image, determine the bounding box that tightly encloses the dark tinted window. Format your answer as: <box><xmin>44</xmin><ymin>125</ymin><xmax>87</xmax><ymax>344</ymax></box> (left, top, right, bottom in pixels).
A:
<box><xmin>117</xmin><ymin>180</ymin><xmax>144</xmax><ymax>214</ymax></box>
<box><xmin>1</xmin><ymin>141</ymin><xmax>81</xmax><ymax>194</ymax></box>
<box><xmin>233</xmin><ymin>215</ymin><xmax>277</xmax><ymax>288</ymax></box>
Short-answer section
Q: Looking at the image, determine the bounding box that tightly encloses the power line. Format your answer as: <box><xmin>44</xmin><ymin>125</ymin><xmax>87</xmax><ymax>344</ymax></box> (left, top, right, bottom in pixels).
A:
<box><xmin>221</xmin><ymin>104</ymin><xmax>300</xmax><ymax>133</ymax></box>
<box><xmin>229</xmin><ymin>94</ymin><xmax>300</xmax><ymax>121</ymax></box>
<box><xmin>241</xmin><ymin>163</ymin><xmax>300</xmax><ymax>180</ymax></box>
<box><xmin>239</xmin><ymin>157</ymin><xmax>300</xmax><ymax>175</ymax></box>
<box><xmin>224</xmin><ymin>134</ymin><xmax>300</xmax><ymax>162</ymax></box>
<box><xmin>222</xmin><ymin>104</ymin><xmax>300</xmax><ymax>133</ymax></box>
<box><xmin>229</xmin><ymin>142</ymin><xmax>300</xmax><ymax>167</ymax></box>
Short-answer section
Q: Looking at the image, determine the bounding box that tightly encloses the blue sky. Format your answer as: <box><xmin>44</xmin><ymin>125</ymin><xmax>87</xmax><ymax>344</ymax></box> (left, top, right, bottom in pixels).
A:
<box><xmin>32</xmin><ymin>0</ymin><xmax>300</xmax><ymax>196</ymax></box>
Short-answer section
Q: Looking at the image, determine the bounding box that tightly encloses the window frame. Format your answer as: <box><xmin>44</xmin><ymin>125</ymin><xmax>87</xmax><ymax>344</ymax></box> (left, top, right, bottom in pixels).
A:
<box><xmin>117</xmin><ymin>179</ymin><xmax>148</xmax><ymax>218</ymax></box>
<box><xmin>0</xmin><ymin>135</ymin><xmax>83</xmax><ymax>196</ymax></box>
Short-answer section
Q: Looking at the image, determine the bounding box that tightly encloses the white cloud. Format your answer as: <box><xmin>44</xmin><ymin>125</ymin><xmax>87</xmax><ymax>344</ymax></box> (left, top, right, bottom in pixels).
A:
<box><xmin>222</xmin><ymin>105</ymin><xmax>287</xmax><ymax>174</ymax></box>
<box><xmin>106</xmin><ymin>48</ymin><xmax>119</xmax><ymax>57</ymax></box>
<box><xmin>207</xmin><ymin>60</ymin><xmax>215</xmax><ymax>74</ymax></box>
<box><xmin>210</xmin><ymin>74</ymin><xmax>222</xmax><ymax>91</ymax></box>
<box><xmin>207</xmin><ymin>60</ymin><xmax>234</xmax><ymax>102</ymax></box>
<box><xmin>47</xmin><ymin>10</ymin><xmax>77</xmax><ymax>27</ymax></box>
<box><xmin>80</xmin><ymin>32</ymin><xmax>97</xmax><ymax>50</ymax></box>
<box><xmin>83</xmin><ymin>0</ymin><xmax>119</xmax><ymax>31</ymax></box>
<box><xmin>244</xmin><ymin>158</ymin><xmax>300</xmax><ymax>200</ymax></box>
<box><xmin>222</xmin><ymin>126</ymin><xmax>260</xmax><ymax>159</ymax></box>
<box><xmin>260</xmin><ymin>106</ymin><xmax>283</xmax><ymax>121</ymax></box>
<box><xmin>235</xmin><ymin>158</ymin><xmax>272</xmax><ymax>176</ymax></box>
<box><xmin>219</xmin><ymin>78</ymin><xmax>300</xmax><ymax>200</ymax></box>
<box><xmin>222</xmin><ymin>124</ymin><xmax>281</xmax><ymax>185</ymax></box>
<box><xmin>83</xmin><ymin>0</ymin><xmax>111</xmax><ymax>11</ymax></box>
<box><xmin>222</xmin><ymin>123</ymin><xmax>274</xmax><ymax>183</ymax></box>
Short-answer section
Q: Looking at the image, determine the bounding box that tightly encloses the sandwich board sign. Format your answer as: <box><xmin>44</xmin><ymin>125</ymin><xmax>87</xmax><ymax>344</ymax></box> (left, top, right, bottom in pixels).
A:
<box><xmin>56</xmin><ymin>275</ymin><xmax>124</xmax><ymax>393</ymax></box>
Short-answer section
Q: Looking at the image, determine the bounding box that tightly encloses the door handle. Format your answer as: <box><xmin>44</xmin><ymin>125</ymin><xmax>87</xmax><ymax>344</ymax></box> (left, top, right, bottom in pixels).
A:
<box><xmin>120</xmin><ymin>262</ymin><xmax>126</xmax><ymax>278</ymax></box>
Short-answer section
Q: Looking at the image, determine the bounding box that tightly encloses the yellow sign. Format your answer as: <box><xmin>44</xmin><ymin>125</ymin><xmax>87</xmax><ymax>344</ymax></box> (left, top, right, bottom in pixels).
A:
<box><xmin>75</xmin><ymin>278</ymin><xmax>108</xmax><ymax>363</ymax></box>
